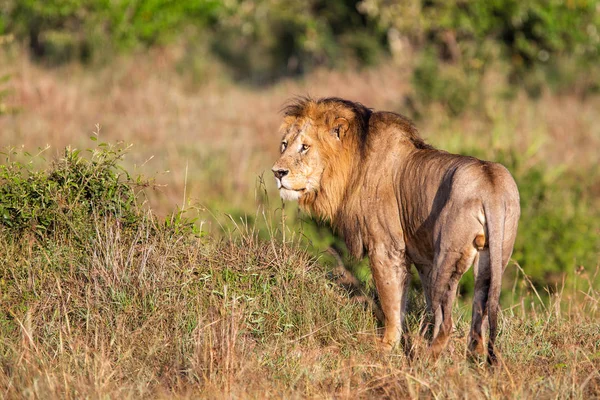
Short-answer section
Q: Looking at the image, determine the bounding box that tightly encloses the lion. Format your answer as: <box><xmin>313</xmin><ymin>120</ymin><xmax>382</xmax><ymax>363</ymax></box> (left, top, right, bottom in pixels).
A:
<box><xmin>271</xmin><ymin>97</ymin><xmax>520</xmax><ymax>363</ymax></box>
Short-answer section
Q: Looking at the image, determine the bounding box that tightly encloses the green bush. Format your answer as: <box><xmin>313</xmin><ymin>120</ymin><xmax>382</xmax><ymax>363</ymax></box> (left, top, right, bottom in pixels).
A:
<box><xmin>3</xmin><ymin>0</ymin><xmax>221</xmax><ymax>64</ymax></box>
<box><xmin>208</xmin><ymin>0</ymin><xmax>386</xmax><ymax>82</ymax></box>
<box><xmin>512</xmin><ymin>165</ymin><xmax>600</xmax><ymax>288</ymax></box>
<box><xmin>0</xmin><ymin>139</ymin><xmax>161</xmax><ymax>246</ymax></box>
<box><xmin>411</xmin><ymin>47</ymin><xmax>483</xmax><ymax>116</ymax></box>
<box><xmin>2</xmin><ymin>0</ymin><xmax>384</xmax><ymax>78</ymax></box>
<box><xmin>363</xmin><ymin>0</ymin><xmax>600</xmax><ymax>112</ymax></box>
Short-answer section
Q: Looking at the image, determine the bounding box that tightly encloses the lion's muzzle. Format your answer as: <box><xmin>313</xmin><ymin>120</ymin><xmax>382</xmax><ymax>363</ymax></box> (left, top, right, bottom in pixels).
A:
<box><xmin>271</xmin><ymin>166</ymin><xmax>289</xmax><ymax>189</ymax></box>
<box><xmin>272</xmin><ymin>168</ymin><xmax>289</xmax><ymax>180</ymax></box>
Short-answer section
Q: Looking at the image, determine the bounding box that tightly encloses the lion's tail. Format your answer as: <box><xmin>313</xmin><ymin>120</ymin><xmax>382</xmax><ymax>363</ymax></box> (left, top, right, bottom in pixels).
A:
<box><xmin>483</xmin><ymin>197</ymin><xmax>506</xmax><ymax>363</ymax></box>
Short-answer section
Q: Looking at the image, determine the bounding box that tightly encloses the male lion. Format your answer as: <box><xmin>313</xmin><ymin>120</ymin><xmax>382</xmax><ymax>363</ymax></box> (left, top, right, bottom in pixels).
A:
<box><xmin>271</xmin><ymin>97</ymin><xmax>520</xmax><ymax>363</ymax></box>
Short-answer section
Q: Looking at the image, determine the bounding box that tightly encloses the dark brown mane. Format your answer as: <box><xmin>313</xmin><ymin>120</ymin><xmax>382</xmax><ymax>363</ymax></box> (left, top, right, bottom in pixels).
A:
<box><xmin>318</xmin><ymin>97</ymin><xmax>372</xmax><ymax>144</ymax></box>
<box><xmin>281</xmin><ymin>96</ymin><xmax>433</xmax><ymax>150</ymax></box>
<box><xmin>280</xmin><ymin>95</ymin><xmax>313</xmax><ymax>118</ymax></box>
<box><xmin>282</xmin><ymin>96</ymin><xmax>371</xmax><ymax>146</ymax></box>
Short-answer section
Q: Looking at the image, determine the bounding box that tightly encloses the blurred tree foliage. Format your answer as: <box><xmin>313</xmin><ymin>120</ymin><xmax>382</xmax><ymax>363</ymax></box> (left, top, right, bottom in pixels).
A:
<box><xmin>0</xmin><ymin>0</ymin><xmax>384</xmax><ymax>80</ymax></box>
<box><xmin>1</xmin><ymin>0</ymin><xmax>599</xmax><ymax>95</ymax></box>
<box><xmin>211</xmin><ymin>0</ymin><xmax>385</xmax><ymax>82</ymax></box>
<box><xmin>1</xmin><ymin>0</ymin><xmax>221</xmax><ymax>64</ymax></box>
<box><xmin>360</xmin><ymin>0</ymin><xmax>600</xmax><ymax>113</ymax></box>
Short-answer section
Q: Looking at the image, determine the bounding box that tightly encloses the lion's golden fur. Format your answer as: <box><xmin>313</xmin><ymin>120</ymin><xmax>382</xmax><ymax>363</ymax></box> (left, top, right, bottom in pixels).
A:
<box><xmin>272</xmin><ymin>97</ymin><xmax>520</xmax><ymax>362</ymax></box>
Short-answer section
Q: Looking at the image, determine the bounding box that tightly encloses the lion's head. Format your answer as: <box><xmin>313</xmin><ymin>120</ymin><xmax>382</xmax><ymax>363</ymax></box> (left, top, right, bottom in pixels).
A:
<box><xmin>270</xmin><ymin>115</ymin><xmax>330</xmax><ymax>202</ymax></box>
<box><xmin>271</xmin><ymin>97</ymin><xmax>371</xmax><ymax>219</ymax></box>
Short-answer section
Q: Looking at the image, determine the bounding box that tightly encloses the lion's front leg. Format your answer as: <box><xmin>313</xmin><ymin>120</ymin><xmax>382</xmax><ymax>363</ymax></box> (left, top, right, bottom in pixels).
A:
<box><xmin>369</xmin><ymin>244</ymin><xmax>411</xmax><ymax>350</ymax></box>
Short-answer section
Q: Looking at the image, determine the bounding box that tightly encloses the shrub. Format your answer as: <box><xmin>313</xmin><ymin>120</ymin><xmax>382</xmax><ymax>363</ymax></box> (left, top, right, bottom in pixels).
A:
<box><xmin>207</xmin><ymin>0</ymin><xmax>386</xmax><ymax>83</ymax></box>
<box><xmin>3</xmin><ymin>0</ymin><xmax>599</xmax><ymax>94</ymax></box>
<box><xmin>0</xmin><ymin>140</ymin><xmax>142</xmax><ymax>239</ymax></box>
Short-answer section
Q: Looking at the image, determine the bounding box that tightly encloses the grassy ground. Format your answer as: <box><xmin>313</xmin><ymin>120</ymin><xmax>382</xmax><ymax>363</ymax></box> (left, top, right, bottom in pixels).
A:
<box><xmin>0</xmin><ymin>155</ymin><xmax>598</xmax><ymax>398</ymax></box>
<box><xmin>1</xmin><ymin>48</ymin><xmax>599</xmax><ymax>398</ymax></box>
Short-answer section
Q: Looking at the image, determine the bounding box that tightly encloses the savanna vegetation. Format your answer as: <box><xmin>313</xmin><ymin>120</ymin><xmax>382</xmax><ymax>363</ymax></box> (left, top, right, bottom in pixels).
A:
<box><xmin>1</xmin><ymin>0</ymin><xmax>599</xmax><ymax>398</ymax></box>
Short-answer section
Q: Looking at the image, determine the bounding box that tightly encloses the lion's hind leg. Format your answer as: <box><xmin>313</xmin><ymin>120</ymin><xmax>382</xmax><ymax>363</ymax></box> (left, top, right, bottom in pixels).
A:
<box><xmin>429</xmin><ymin>248</ymin><xmax>477</xmax><ymax>360</ymax></box>
<box><xmin>415</xmin><ymin>265</ymin><xmax>433</xmax><ymax>339</ymax></box>
<box><xmin>468</xmin><ymin>249</ymin><xmax>489</xmax><ymax>361</ymax></box>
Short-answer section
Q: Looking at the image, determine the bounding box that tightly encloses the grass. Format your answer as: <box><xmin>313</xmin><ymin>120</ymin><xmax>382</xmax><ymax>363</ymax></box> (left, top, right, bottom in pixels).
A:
<box><xmin>0</xmin><ymin>143</ymin><xmax>599</xmax><ymax>399</ymax></box>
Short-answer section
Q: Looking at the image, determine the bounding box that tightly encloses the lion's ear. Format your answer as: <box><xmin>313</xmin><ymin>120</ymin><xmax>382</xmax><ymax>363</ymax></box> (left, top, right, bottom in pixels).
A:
<box><xmin>331</xmin><ymin>117</ymin><xmax>349</xmax><ymax>140</ymax></box>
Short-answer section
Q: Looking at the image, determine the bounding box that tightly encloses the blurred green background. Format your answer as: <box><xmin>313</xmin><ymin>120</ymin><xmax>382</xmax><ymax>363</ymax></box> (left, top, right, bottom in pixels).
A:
<box><xmin>2</xmin><ymin>1</ymin><xmax>599</xmax><ymax>91</ymax></box>
<box><xmin>1</xmin><ymin>0</ymin><xmax>599</xmax><ymax>295</ymax></box>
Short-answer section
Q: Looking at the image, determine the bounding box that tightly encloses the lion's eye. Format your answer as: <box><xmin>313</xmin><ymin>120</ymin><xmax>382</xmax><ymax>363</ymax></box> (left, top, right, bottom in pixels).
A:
<box><xmin>301</xmin><ymin>144</ymin><xmax>310</xmax><ymax>153</ymax></box>
<box><xmin>281</xmin><ymin>142</ymin><xmax>287</xmax><ymax>152</ymax></box>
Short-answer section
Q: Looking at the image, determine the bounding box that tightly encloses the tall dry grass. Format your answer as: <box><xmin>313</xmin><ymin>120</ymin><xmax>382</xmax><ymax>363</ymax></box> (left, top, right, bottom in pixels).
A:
<box><xmin>1</xmin><ymin>206</ymin><xmax>599</xmax><ymax>399</ymax></box>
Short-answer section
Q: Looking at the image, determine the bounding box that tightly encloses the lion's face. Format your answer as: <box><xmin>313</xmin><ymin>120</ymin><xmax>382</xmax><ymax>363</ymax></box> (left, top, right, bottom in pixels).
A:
<box><xmin>272</xmin><ymin>102</ymin><xmax>351</xmax><ymax>207</ymax></box>
<box><xmin>271</xmin><ymin>119</ymin><xmax>326</xmax><ymax>201</ymax></box>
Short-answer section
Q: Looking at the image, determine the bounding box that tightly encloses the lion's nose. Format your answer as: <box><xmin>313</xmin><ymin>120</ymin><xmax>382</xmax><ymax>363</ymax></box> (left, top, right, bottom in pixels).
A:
<box><xmin>272</xmin><ymin>168</ymin><xmax>289</xmax><ymax>180</ymax></box>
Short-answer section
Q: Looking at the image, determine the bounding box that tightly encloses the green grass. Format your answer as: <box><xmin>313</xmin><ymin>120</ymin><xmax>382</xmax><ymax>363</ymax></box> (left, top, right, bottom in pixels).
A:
<box><xmin>1</xmin><ymin>142</ymin><xmax>599</xmax><ymax>398</ymax></box>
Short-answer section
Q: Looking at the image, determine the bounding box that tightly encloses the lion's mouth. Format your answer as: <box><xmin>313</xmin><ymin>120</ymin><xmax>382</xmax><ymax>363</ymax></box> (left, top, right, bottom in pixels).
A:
<box><xmin>275</xmin><ymin>178</ymin><xmax>305</xmax><ymax>192</ymax></box>
<box><xmin>280</xmin><ymin>186</ymin><xmax>305</xmax><ymax>192</ymax></box>
<box><xmin>278</xmin><ymin>186</ymin><xmax>306</xmax><ymax>201</ymax></box>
